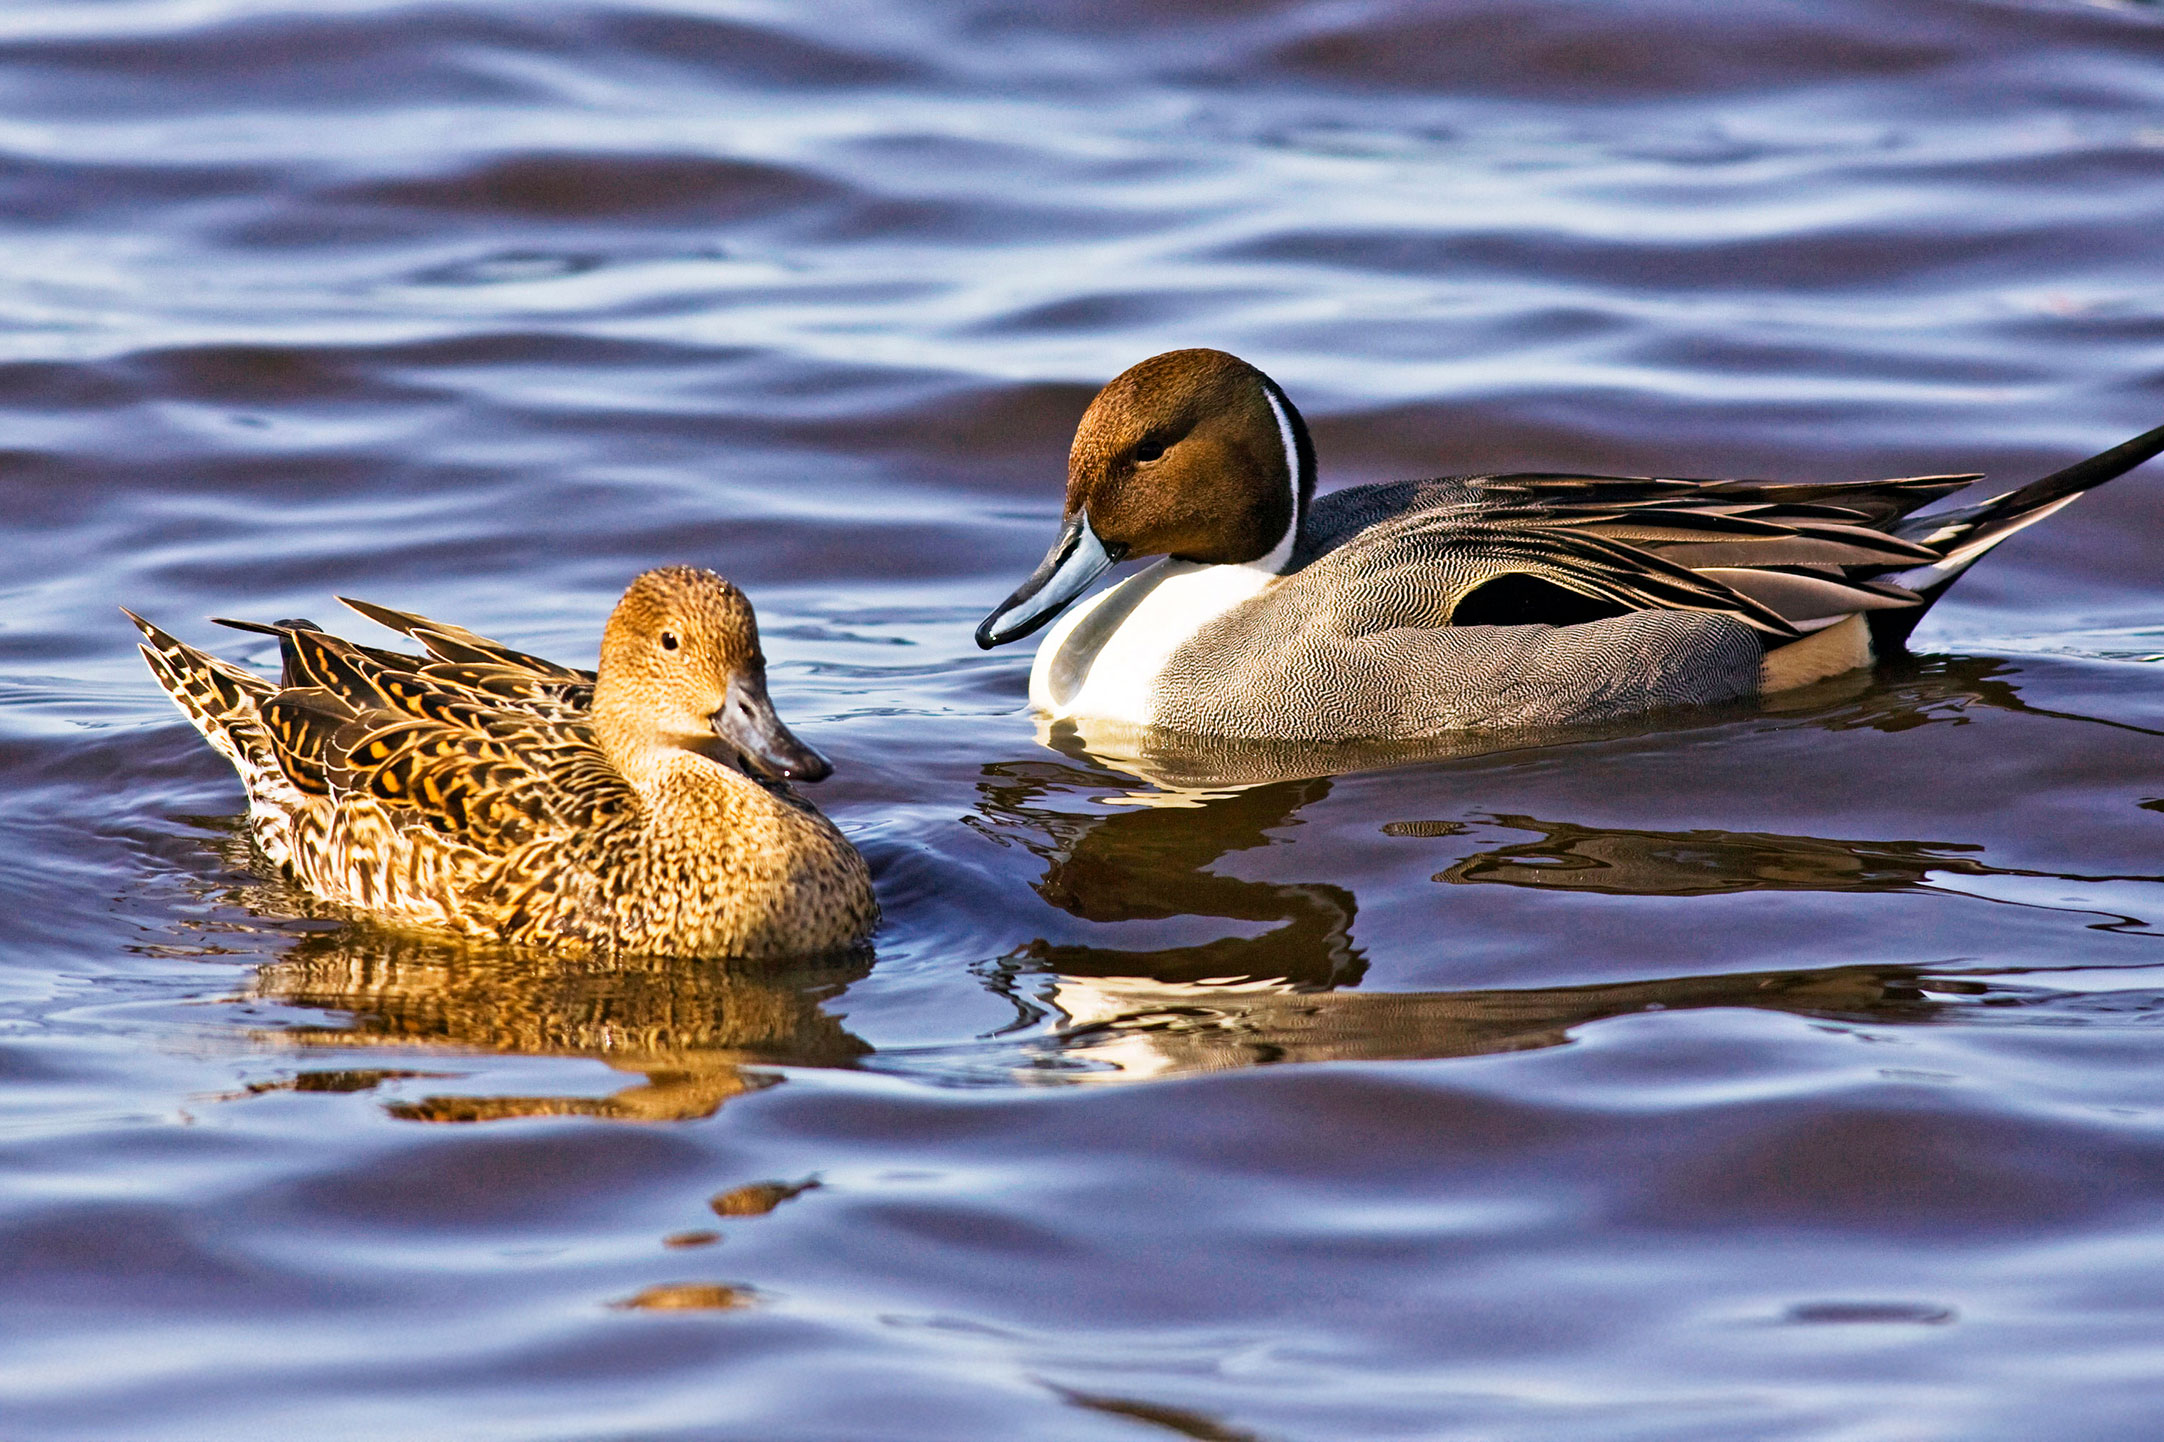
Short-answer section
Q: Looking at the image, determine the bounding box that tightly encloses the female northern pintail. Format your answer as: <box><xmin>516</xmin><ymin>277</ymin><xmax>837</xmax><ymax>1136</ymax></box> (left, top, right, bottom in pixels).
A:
<box><xmin>977</xmin><ymin>348</ymin><xmax>2164</xmax><ymax>742</ymax></box>
<box><xmin>131</xmin><ymin>566</ymin><xmax>875</xmax><ymax>958</ymax></box>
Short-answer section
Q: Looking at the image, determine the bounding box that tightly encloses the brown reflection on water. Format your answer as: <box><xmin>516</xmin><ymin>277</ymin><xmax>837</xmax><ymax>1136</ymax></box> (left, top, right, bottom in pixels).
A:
<box><xmin>610</xmin><ymin>1282</ymin><xmax>760</xmax><ymax>1312</ymax></box>
<box><xmin>970</xmin><ymin>748</ymin><xmax>2062</xmax><ymax>1081</ymax></box>
<box><xmin>710</xmin><ymin>1177</ymin><xmax>819</xmax><ymax>1216</ymax></box>
<box><xmin>1429</xmin><ymin>818</ymin><xmax>2006</xmax><ymax>896</ymax></box>
<box><xmin>250</xmin><ymin>927</ymin><xmax>872</xmax><ymax>1122</ymax></box>
<box><xmin>1798</xmin><ymin>653</ymin><xmax>2164</xmax><ymax>741</ymax></box>
<box><xmin>971</xmin><ymin>760</ymin><xmax>1363</xmax><ymax>990</ymax></box>
<box><xmin>1050</xmin><ymin>1384</ymin><xmax>1264</xmax><ymax>1442</ymax></box>
<box><xmin>1042</xmin><ymin>963</ymin><xmax>1979</xmax><ymax>1080</ymax></box>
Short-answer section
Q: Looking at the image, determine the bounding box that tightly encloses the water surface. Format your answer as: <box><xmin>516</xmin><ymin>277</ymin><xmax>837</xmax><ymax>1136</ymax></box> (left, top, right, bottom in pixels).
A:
<box><xmin>7</xmin><ymin>1</ymin><xmax>2164</xmax><ymax>1437</ymax></box>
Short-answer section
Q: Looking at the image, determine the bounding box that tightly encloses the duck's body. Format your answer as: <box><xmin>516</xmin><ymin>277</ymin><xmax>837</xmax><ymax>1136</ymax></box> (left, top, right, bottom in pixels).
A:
<box><xmin>1028</xmin><ymin>477</ymin><xmax>1781</xmax><ymax>739</ymax></box>
<box><xmin>132</xmin><ymin>568</ymin><xmax>875</xmax><ymax>958</ymax></box>
<box><xmin>981</xmin><ymin>349</ymin><xmax>2164</xmax><ymax>742</ymax></box>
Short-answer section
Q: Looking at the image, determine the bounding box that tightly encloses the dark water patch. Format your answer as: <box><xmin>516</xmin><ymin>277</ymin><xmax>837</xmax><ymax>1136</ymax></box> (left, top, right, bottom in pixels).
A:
<box><xmin>0</xmin><ymin>361</ymin><xmax>143</xmax><ymax>412</ymax></box>
<box><xmin>1779</xmin><ymin>1300</ymin><xmax>1957</xmax><ymax>1326</ymax></box>
<box><xmin>1017</xmin><ymin>964</ymin><xmax>1997</xmax><ymax>1079</ymax></box>
<box><xmin>970</xmin><ymin>288</ymin><xmax>1269</xmax><ymax>337</ymax></box>
<box><xmin>354</xmin><ymin>329</ymin><xmax>730</xmax><ymax>373</ymax></box>
<box><xmin>586</xmin><ymin>8</ymin><xmax>925</xmax><ymax>89</ymax></box>
<box><xmin>1222</xmin><ymin>222</ymin><xmax>2154</xmax><ymax>295</ymax></box>
<box><xmin>214</xmin><ymin>207</ymin><xmax>451</xmax><ymax>252</ymax></box>
<box><xmin>1427</xmin><ymin>818</ymin><xmax>2084</xmax><ymax>898</ymax></box>
<box><xmin>751</xmin><ymin>377</ymin><xmax>1094</xmax><ymax>485</ymax></box>
<box><xmin>1625</xmin><ymin>333</ymin><xmax>2044</xmax><ymax>390</ymax></box>
<box><xmin>117</xmin><ymin>343</ymin><xmax>449</xmax><ymax>406</ymax></box>
<box><xmin>1258</xmin><ymin>0</ymin><xmax>2152</xmax><ymax>98</ymax></box>
<box><xmin>0</xmin><ymin>7</ymin><xmax>562</xmax><ymax>112</ymax></box>
<box><xmin>234</xmin><ymin>1068</ymin><xmax>455</xmax><ymax>1097</ymax></box>
<box><xmin>1632</xmin><ymin>1101</ymin><xmax>2164</xmax><ymax>1234</ymax></box>
<box><xmin>0</xmin><ymin>1200</ymin><xmax>308</xmax><ymax>1310</ymax></box>
<box><xmin>330</xmin><ymin>152</ymin><xmax>844</xmax><ymax>224</ymax></box>
<box><xmin>263</xmin><ymin>1124</ymin><xmax>721</xmax><ymax>1232</ymax></box>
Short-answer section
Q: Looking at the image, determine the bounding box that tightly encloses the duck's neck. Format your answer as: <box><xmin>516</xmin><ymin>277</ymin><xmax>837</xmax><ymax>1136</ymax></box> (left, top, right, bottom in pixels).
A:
<box><xmin>644</xmin><ymin>746</ymin><xmax>760</xmax><ymax>807</ymax></box>
<box><xmin>626</xmin><ymin>748</ymin><xmax>804</xmax><ymax>858</ymax></box>
<box><xmin>1251</xmin><ymin>374</ymin><xmax>1308</xmax><ymax>577</ymax></box>
<box><xmin>590</xmin><ymin>681</ymin><xmax>655</xmax><ymax>783</ymax></box>
<box><xmin>596</xmin><ymin>720</ymin><xmax>736</xmax><ymax>805</ymax></box>
<box><xmin>1246</xmin><ymin>507</ymin><xmax>1298</xmax><ymax>577</ymax></box>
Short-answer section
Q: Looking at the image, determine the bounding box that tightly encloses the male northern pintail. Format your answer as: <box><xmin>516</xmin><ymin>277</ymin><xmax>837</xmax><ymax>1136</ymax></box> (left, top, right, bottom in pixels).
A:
<box><xmin>131</xmin><ymin>566</ymin><xmax>875</xmax><ymax>958</ymax></box>
<box><xmin>977</xmin><ymin>348</ymin><xmax>2164</xmax><ymax>742</ymax></box>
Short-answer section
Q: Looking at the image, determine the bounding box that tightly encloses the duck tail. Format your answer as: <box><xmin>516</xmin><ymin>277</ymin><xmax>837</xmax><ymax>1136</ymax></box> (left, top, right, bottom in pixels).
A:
<box><xmin>1869</xmin><ymin>420</ymin><xmax>2164</xmax><ymax>650</ymax></box>
<box><xmin>124</xmin><ymin>608</ymin><xmax>280</xmax><ymax>775</ymax></box>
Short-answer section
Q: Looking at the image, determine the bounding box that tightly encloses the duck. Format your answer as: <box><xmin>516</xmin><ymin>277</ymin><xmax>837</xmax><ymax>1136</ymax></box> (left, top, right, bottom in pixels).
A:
<box><xmin>129</xmin><ymin>566</ymin><xmax>876</xmax><ymax>959</ymax></box>
<box><xmin>976</xmin><ymin>348</ymin><xmax>2164</xmax><ymax>742</ymax></box>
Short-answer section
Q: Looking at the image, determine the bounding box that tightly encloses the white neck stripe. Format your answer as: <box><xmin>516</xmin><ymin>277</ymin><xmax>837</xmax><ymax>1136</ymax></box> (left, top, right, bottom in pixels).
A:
<box><xmin>1257</xmin><ymin>382</ymin><xmax>1302</xmax><ymax>575</ymax></box>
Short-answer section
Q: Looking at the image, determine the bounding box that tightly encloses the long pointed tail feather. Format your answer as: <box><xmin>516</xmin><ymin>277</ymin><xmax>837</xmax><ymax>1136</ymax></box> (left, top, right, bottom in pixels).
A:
<box><xmin>1871</xmin><ymin>420</ymin><xmax>2164</xmax><ymax>649</ymax></box>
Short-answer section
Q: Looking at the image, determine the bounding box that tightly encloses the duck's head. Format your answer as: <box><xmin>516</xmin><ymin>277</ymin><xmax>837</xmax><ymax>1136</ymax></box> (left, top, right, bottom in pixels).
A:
<box><xmin>593</xmin><ymin>566</ymin><xmax>831</xmax><ymax>783</ymax></box>
<box><xmin>976</xmin><ymin>348</ymin><xmax>1314</xmax><ymax>649</ymax></box>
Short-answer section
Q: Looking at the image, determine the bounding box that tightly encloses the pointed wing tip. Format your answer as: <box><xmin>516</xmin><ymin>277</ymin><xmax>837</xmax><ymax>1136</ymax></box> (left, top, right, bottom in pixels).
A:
<box><xmin>211</xmin><ymin>615</ymin><xmax>258</xmax><ymax>631</ymax></box>
<box><xmin>123</xmin><ymin>607</ymin><xmax>194</xmax><ymax>650</ymax></box>
<box><xmin>211</xmin><ymin>615</ymin><xmax>308</xmax><ymax>639</ymax></box>
<box><xmin>338</xmin><ymin>595</ymin><xmax>401</xmax><ymax>625</ymax></box>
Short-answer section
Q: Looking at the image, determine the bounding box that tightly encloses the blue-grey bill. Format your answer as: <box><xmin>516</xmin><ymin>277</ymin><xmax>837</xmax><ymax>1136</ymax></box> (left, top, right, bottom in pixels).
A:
<box><xmin>714</xmin><ymin>676</ymin><xmax>832</xmax><ymax>782</ymax></box>
<box><xmin>975</xmin><ymin>512</ymin><xmax>1126</xmax><ymax>649</ymax></box>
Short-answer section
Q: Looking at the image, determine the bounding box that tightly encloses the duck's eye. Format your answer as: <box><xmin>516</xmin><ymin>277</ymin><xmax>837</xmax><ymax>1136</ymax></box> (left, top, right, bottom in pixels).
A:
<box><xmin>1133</xmin><ymin>438</ymin><xmax>1168</xmax><ymax>464</ymax></box>
<box><xmin>660</xmin><ymin>631</ymin><xmax>680</xmax><ymax>652</ymax></box>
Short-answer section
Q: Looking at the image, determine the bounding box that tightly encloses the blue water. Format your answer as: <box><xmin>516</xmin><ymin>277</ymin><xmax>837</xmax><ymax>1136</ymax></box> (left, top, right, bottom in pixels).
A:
<box><xmin>6</xmin><ymin>1</ymin><xmax>2164</xmax><ymax>1437</ymax></box>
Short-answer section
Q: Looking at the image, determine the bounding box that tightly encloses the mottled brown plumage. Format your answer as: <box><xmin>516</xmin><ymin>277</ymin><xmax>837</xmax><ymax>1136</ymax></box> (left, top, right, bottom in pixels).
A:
<box><xmin>130</xmin><ymin>567</ymin><xmax>876</xmax><ymax>959</ymax></box>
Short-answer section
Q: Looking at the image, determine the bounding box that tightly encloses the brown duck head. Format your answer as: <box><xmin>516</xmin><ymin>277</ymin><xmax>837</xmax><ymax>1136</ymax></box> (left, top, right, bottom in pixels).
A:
<box><xmin>592</xmin><ymin>566</ymin><xmax>831</xmax><ymax>783</ymax></box>
<box><xmin>976</xmin><ymin>348</ymin><xmax>1315</xmax><ymax>648</ymax></box>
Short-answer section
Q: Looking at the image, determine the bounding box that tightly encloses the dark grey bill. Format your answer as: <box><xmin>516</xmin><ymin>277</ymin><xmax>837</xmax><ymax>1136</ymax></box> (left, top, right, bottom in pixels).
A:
<box><xmin>713</xmin><ymin>675</ymin><xmax>832</xmax><ymax>782</ymax></box>
<box><xmin>975</xmin><ymin>512</ymin><xmax>1127</xmax><ymax>649</ymax></box>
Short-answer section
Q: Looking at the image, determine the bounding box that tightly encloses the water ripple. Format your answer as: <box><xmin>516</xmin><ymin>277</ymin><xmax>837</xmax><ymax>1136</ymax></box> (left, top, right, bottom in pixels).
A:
<box><xmin>6</xmin><ymin>0</ymin><xmax>2164</xmax><ymax>1438</ymax></box>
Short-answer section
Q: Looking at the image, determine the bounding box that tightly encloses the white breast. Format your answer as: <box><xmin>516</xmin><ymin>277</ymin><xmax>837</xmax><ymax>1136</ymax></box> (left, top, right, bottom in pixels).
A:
<box><xmin>1028</xmin><ymin>555</ymin><xmax>1284</xmax><ymax>726</ymax></box>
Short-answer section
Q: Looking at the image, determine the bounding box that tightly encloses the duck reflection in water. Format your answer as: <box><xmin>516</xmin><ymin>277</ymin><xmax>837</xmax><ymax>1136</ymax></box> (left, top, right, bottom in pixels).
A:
<box><xmin>1040</xmin><ymin>651</ymin><xmax>2162</xmax><ymax>791</ymax></box>
<box><xmin>246</xmin><ymin>924</ymin><xmax>871</xmax><ymax>1122</ymax></box>
<box><xmin>1432</xmin><ymin>817</ymin><xmax>2006</xmax><ymax>896</ymax></box>
<box><xmin>967</xmin><ymin>725</ymin><xmax>2150</xmax><ymax>1081</ymax></box>
<box><xmin>165</xmin><ymin>812</ymin><xmax>874</xmax><ymax>1121</ymax></box>
<box><xmin>971</xmin><ymin>759</ymin><xmax>1366</xmax><ymax>992</ymax></box>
